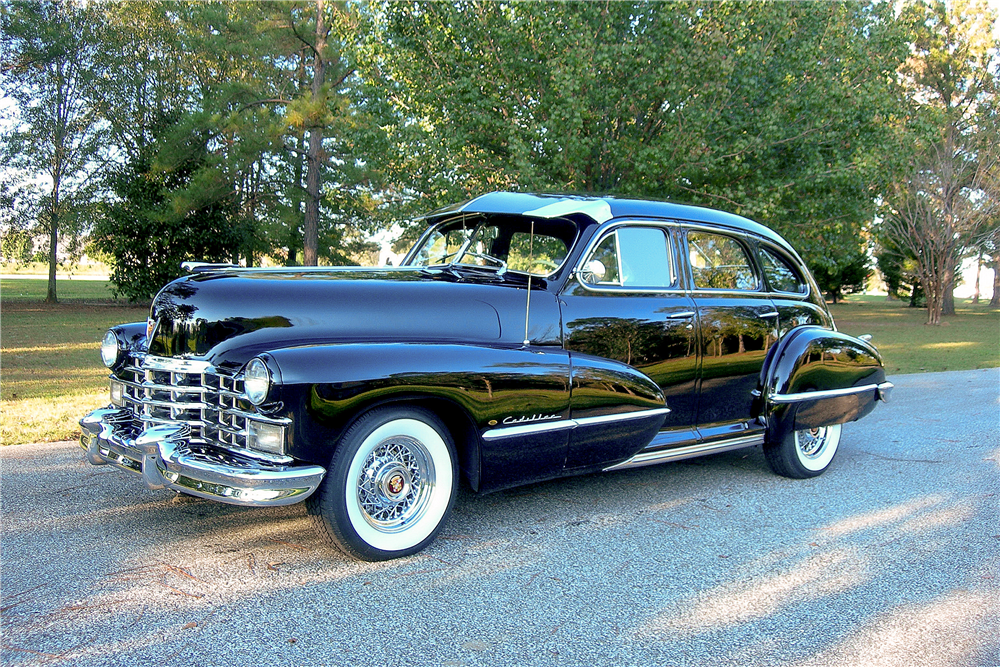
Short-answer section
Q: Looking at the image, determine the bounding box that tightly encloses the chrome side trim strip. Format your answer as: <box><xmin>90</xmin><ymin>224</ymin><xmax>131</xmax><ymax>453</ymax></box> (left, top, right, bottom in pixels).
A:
<box><xmin>604</xmin><ymin>433</ymin><xmax>764</xmax><ymax>472</ymax></box>
<box><xmin>481</xmin><ymin>407</ymin><xmax>671</xmax><ymax>441</ymax></box>
<box><xmin>769</xmin><ymin>383</ymin><xmax>882</xmax><ymax>405</ymax></box>
<box><xmin>480</xmin><ymin>419</ymin><xmax>577</xmax><ymax>441</ymax></box>
<box><xmin>573</xmin><ymin>408</ymin><xmax>671</xmax><ymax>428</ymax></box>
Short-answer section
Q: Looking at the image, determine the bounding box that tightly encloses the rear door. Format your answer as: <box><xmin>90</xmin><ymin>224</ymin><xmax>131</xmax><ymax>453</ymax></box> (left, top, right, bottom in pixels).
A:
<box><xmin>684</xmin><ymin>228</ymin><xmax>778</xmax><ymax>442</ymax></box>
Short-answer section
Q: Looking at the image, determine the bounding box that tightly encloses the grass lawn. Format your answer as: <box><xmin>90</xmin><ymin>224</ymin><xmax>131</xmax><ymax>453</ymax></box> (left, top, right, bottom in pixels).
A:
<box><xmin>1</xmin><ymin>279</ymin><xmax>148</xmax><ymax>445</ymax></box>
<box><xmin>829</xmin><ymin>295</ymin><xmax>999</xmax><ymax>375</ymax></box>
<box><xmin>1</xmin><ymin>280</ymin><xmax>997</xmax><ymax>446</ymax></box>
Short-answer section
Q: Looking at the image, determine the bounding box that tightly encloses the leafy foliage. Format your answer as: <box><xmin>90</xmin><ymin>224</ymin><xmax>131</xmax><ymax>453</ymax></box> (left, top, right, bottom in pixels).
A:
<box><xmin>1</xmin><ymin>0</ymin><xmax>109</xmax><ymax>302</ymax></box>
<box><xmin>373</xmin><ymin>2</ymin><xmax>909</xmax><ymax>282</ymax></box>
<box><xmin>93</xmin><ymin>138</ymin><xmax>249</xmax><ymax>301</ymax></box>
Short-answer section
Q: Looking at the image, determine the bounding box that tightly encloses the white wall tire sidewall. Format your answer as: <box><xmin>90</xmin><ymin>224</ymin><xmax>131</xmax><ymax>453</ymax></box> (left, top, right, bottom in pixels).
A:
<box><xmin>344</xmin><ymin>418</ymin><xmax>454</xmax><ymax>553</ymax></box>
<box><xmin>794</xmin><ymin>423</ymin><xmax>841</xmax><ymax>472</ymax></box>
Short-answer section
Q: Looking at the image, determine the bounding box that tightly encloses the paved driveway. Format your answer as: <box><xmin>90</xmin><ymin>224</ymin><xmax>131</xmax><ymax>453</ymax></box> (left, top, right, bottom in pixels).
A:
<box><xmin>2</xmin><ymin>369</ymin><xmax>998</xmax><ymax>667</ymax></box>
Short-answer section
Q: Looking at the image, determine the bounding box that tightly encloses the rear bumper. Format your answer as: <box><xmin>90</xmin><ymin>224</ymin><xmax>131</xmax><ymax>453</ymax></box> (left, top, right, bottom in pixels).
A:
<box><xmin>79</xmin><ymin>408</ymin><xmax>326</xmax><ymax>506</ymax></box>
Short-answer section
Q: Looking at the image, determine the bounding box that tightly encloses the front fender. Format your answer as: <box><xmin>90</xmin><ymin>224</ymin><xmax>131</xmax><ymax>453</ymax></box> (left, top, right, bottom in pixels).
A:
<box><xmin>761</xmin><ymin>326</ymin><xmax>892</xmax><ymax>435</ymax></box>
<box><xmin>265</xmin><ymin>342</ymin><xmax>573</xmax><ymax>493</ymax></box>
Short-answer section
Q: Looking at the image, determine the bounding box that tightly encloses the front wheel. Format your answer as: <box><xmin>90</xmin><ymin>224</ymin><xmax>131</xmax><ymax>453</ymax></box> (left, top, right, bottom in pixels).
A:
<box><xmin>764</xmin><ymin>423</ymin><xmax>842</xmax><ymax>479</ymax></box>
<box><xmin>307</xmin><ymin>407</ymin><xmax>456</xmax><ymax>561</ymax></box>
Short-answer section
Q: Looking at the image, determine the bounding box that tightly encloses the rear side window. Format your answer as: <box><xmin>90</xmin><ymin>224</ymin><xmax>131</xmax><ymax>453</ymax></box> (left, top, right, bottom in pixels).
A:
<box><xmin>759</xmin><ymin>246</ymin><xmax>808</xmax><ymax>294</ymax></box>
<box><xmin>688</xmin><ymin>232</ymin><xmax>758</xmax><ymax>291</ymax></box>
<box><xmin>580</xmin><ymin>226</ymin><xmax>674</xmax><ymax>289</ymax></box>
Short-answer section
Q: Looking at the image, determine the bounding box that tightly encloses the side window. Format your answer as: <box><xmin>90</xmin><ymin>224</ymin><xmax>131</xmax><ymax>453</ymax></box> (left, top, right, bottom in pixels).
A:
<box><xmin>759</xmin><ymin>246</ymin><xmax>808</xmax><ymax>295</ymax></box>
<box><xmin>688</xmin><ymin>232</ymin><xmax>758</xmax><ymax>291</ymax></box>
<box><xmin>580</xmin><ymin>226</ymin><xmax>674</xmax><ymax>288</ymax></box>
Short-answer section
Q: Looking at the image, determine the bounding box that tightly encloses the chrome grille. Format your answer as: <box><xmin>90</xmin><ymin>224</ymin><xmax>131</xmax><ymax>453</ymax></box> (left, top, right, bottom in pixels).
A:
<box><xmin>117</xmin><ymin>355</ymin><xmax>251</xmax><ymax>449</ymax></box>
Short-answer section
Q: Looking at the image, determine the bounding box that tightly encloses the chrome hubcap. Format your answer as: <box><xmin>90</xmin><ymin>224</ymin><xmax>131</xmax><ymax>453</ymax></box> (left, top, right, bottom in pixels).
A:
<box><xmin>797</xmin><ymin>427</ymin><xmax>828</xmax><ymax>459</ymax></box>
<box><xmin>356</xmin><ymin>436</ymin><xmax>434</xmax><ymax>533</ymax></box>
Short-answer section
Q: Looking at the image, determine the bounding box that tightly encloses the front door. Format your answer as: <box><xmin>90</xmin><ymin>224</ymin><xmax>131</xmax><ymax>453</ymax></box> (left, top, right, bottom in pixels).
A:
<box><xmin>561</xmin><ymin>224</ymin><xmax>698</xmax><ymax>468</ymax></box>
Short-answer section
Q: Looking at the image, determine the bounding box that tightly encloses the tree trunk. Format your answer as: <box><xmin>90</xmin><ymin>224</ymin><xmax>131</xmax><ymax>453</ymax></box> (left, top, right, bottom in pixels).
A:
<box><xmin>971</xmin><ymin>251</ymin><xmax>982</xmax><ymax>304</ymax></box>
<box><xmin>45</xmin><ymin>183</ymin><xmax>60</xmax><ymax>304</ymax></box>
<box><xmin>941</xmin><ymin>265</ymin><xmax>955</xmax><ymax>316</ymax></box>
<box><xmin>46</xmin><ymin>214</ymin><xmax>58</xmax><ymax>304</ymax></box>
<box><xmin>302</xmin><ymin>0</ymin><xmax>327</xmax><ymax>267</ymax></box>
<box><xmin>991</xmin><ymin>255</ymin><xmax>1000</xmax><ymax>307</ymax></box>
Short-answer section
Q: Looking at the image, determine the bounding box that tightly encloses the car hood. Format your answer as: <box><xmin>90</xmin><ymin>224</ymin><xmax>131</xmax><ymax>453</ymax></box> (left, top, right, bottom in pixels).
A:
<box><xmin>147</xmin><ymin>267</ymin><xmax>560</xmax><ymax>366</ymax></box>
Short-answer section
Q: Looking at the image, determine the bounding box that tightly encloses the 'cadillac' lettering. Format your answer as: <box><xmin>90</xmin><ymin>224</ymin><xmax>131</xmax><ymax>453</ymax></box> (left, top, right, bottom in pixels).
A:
<box><xmin>502</xmin><ymin>413</ymin><xmax>562</xmax><ymax>426</ymax></box>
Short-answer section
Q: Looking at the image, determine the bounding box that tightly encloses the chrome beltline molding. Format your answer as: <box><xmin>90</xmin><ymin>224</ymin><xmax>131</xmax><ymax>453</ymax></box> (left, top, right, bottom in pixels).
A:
<box><xmin>481</xmin><ymin>407</ymin><xmax>671</xmax><ymax>442</ymax></box>
<box><xmin>769</xmin><ymin>381</ymin><xmax>894</xmax><ymax>405</ymax></box>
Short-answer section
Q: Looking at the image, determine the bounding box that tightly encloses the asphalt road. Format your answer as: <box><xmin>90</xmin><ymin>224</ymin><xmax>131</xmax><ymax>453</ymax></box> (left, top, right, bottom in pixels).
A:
<box><xmin>2</xmin><ymin>369</ymin><xmax>998</xmax><ymax>667</ymax></box>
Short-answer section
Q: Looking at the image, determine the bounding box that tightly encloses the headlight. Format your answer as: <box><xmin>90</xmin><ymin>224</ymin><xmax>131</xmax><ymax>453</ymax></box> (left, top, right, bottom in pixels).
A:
<box><xmin>244</xmin><ymin>357</ymin><xmax>271</xmax><ymax>405</ymax></box>
<box><xmin>101</xmin><ymin>330</ymin><xmax>121</xmax><ymax>368</ymax></box>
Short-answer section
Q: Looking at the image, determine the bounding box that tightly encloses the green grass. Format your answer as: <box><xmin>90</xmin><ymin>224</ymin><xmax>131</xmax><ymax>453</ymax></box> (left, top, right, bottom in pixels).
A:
<box><xmin>1</xmin><ymin>280</ymin><xmax>148</xmax><ymax>445</ymax></box>
<box><xmin>829</xmin><ymin>295</ymin><xmax>1000</xmax><ymax>375</ymax></box>
<box><xmin>1</xmin><ymin>279</ymin><xmax>997</xmax><ymax>446</ymax></box>
<box><xmin>1</xmin><ymin>278</ymin><xmax>120</xmax><ymax>302</ymax></box>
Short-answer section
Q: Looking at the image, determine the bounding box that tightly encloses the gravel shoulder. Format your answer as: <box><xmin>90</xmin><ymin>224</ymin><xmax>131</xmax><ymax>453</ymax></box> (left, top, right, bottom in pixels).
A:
<box><xmin>2</xmin><ymin>368</ymin><xmax>998</xmax><ymax>667</ymax></box>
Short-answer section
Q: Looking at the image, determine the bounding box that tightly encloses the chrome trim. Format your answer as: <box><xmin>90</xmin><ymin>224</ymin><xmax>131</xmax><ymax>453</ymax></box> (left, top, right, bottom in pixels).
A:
<box><xmin>604</xmin><ymin>433</ymin><xmax>764</xmax><ymax>472</ymax></box>
<box><xmin>80</xmin><ymin>408</ymin><xmax>325</xmax><ymax>506</ymax></box>
<box><xmin>181</xmin><ymin>261</ymin><xmax>241</xmax><ymax>273</ymax></box>
<box><xmin>142</xmin><ymin>355</ymin><xmax>213</xmax><ymax>373</ymax></box>
<box><xmin>114</xmin><ymin>353</ymin><xmax>290</xmax><ymax>455</ymax></box>
<box><xmin>481</xmin><ymin>407</ymin><xmax>670</xmax><ymax>441</ymax></box>
<box><xmin>877</xmin><ymin>381</ymin><xmax>894</xmax><ymax>403</ymax></box>
<box><xmin>574</xmin><ymin>408</ymin><xmax>671</xmax><ymax>428</ymax></box>
<box><xmin>769</xmin><ymin>383</ymin><xmax>883</xmax><ymax>405</ymax></box>
<box><xmin>481</xmin><ymin>418</ymin><xmax>576</xmax><ymax>441</ymax></box>
<box><xmin>573</xmin><ymin>220</ymin><xmax>684</xmax><ymax>294</ymax></box>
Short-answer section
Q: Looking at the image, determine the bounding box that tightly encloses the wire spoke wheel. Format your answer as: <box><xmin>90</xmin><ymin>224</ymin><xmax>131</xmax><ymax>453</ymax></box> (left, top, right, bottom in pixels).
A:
<box><xmin>765</xmin><ymin>422</ymin><xmax>842</xmax><ymax>479</ymax></box>
<box><xmin>355</xmin><ymin>435</ymin><xmax>434</xmax><ymax>532</ymax></box>
<box><xmin>308</xmin><ymin>407</ymin><xmax>456</xmax><ymax>561</ymax></box>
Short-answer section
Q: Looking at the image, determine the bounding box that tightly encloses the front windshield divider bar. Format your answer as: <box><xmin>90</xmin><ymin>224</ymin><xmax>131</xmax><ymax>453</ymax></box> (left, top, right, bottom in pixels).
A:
<box><xmin>522</xmin><ymin>219</ymin><xmax>535</xmax><ymax>347</ymax></box>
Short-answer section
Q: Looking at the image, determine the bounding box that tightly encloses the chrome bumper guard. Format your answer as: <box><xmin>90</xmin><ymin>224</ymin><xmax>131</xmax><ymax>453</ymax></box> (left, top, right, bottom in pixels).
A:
<box><xmin>79</xmin><ymin>408</ymin><xmax>326</xmax><ymax>507</ymax></box>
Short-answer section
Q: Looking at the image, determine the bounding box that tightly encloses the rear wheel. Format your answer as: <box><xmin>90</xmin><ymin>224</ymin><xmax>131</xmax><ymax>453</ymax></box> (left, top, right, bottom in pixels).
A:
<box><xmin>307</xmin><ymin>406</ymin><xmax>456</xmax><ymax>561</ymax></box>
<box><xmin>764</xmin><ymin>423</ymin><xmax>842</xmax><ymax>479</ymax></box>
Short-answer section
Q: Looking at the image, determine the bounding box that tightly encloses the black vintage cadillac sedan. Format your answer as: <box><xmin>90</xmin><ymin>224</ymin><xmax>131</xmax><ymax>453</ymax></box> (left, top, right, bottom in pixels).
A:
<box><xmin>81</xmin><ymin>192</ymin><xmax>892</xmax><ymax>561</ymax></box>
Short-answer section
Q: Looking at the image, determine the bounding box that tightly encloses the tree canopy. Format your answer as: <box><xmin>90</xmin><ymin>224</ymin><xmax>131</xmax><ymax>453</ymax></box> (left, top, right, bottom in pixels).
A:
<box><xmin>1</xmin><ymin>0</ymin><xmax>996</xmax><ymax>309</ymax></box>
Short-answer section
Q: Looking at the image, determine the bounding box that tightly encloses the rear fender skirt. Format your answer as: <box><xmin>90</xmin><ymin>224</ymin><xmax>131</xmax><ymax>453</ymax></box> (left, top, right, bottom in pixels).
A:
<box><xmin>761</xmin><ymin>326</ymin><xmax>889</xmax><ymax>435</ymax></box>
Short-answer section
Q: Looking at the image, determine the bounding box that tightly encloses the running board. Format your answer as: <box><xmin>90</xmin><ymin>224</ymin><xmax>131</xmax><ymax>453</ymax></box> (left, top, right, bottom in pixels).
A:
<box><xmin>604</xmin><ymin>433</ymin><xmax>765</xmax><ymax>472</ymax></box>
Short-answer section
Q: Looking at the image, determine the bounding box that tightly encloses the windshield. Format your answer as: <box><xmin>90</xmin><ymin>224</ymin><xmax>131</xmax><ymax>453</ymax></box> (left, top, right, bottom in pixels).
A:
<box><xmin>406</xmin><ymin>216</ymin><xmax>577</xmax><ymax>277</ymax></box>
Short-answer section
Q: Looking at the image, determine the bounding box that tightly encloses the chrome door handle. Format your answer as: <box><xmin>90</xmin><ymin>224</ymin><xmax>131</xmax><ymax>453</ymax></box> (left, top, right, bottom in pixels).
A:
<box><xmin>759</xmin><ymin>311</ymin><xmax>779</xmax><ymax>319</ymax></box>
<box><xmin>666</xmin><ymin>311</ymin><xmax>696</xmax><ymax>320</ymax></box>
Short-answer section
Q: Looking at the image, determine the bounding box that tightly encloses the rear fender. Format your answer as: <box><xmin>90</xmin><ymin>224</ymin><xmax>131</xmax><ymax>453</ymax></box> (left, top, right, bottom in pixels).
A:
<box><xmin>760</xmin><ymin>327</ymin><xmax>891</xmax><ymax>439</ymax></box>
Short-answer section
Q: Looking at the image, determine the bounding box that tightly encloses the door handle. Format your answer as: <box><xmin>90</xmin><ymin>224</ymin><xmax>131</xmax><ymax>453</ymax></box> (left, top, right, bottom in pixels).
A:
<box><xmin>666</xmin><ymin>311</ymin><xmax>696</xmax><ymax>320</ymax></box>
<box><xmin>759</xmin><ymin>311</ymin><xmax>779</xmax><ymax>319</ymax></box>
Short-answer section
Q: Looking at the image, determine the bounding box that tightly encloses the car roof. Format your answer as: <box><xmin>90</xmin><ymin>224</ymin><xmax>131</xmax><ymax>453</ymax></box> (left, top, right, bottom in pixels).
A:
<box><xmin>422</xmin><ymin>191</ymin><xmax>793</xmax><ymax>250</ymax></box>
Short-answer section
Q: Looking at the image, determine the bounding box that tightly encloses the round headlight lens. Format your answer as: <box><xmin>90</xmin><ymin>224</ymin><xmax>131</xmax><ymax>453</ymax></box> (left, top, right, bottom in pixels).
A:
<box><xmin>244</xmin><ymin>357</ymin><xmax>271</xmax><ymax>405</ymax></box>
<box><xmin>100</xmin><ymin>330</ymin><xmax>121</xmax><ymax>368</ymax></box>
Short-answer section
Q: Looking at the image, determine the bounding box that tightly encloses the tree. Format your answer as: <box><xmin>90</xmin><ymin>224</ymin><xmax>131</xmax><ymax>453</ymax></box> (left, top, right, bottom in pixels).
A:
<box><xmin>92</xmin><ymin>131</ymin><xmax>247</xmax><ymax>301</ymax></box>
<box><xmin>881</xmin><ymin>0</ymin><xmax>999</xmax><ymax>324</ymax></box>
<box><xmin>372</xmin><ymin>2</ymin><xmax>910</xmax><ymax>287</ymax></box>
<box><xmin>1</xmin><ymin>0</ymin><xmax>108</xmax><ymax>302</ymax></box>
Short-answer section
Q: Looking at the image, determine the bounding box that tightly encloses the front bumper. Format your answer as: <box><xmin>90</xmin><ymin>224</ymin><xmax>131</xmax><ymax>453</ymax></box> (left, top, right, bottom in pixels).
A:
<box><xmin>79</xmin><ymin>408</ymin><xmax>326</xmax><ymax>506</ymax></box>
